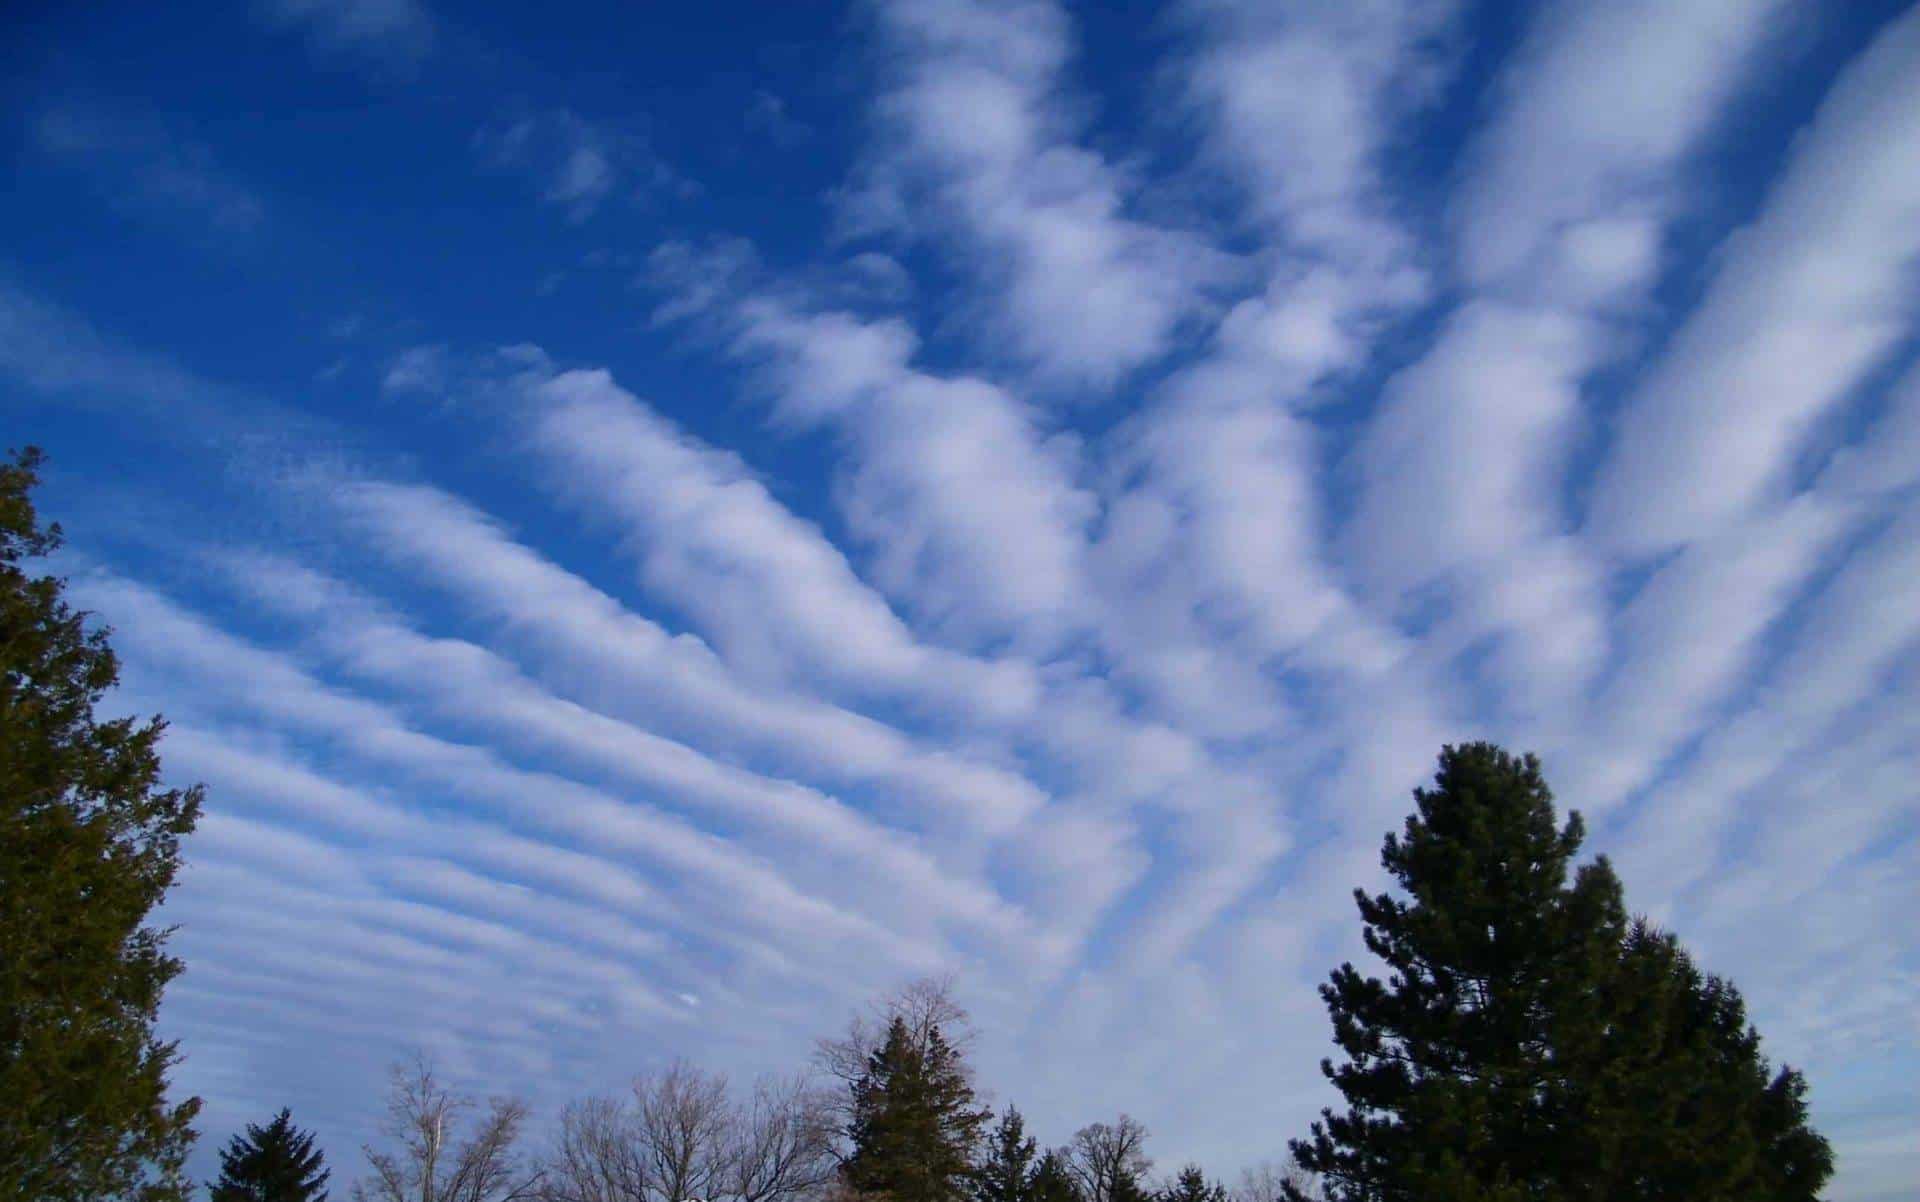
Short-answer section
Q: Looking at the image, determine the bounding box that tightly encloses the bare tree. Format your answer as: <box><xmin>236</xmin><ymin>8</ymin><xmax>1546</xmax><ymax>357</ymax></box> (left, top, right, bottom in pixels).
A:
<box><xmin>544</xmin><ymin>1097</ymin><xmax>646</xmax><ymax>1202</ymax></box>
<box><xmin>1232</xmin><ymin>1159</ymin><xmax>1319</xmax><ymax>1202</ymax></box>
<box><xmin>356</xmin><ymin>1055</ymin><xmax>543</xmax><ymax>1202</ymax></box>
<box><xmin>724</xmin><ymin>1075</ymin><xmax>836</xmax><ymax>1202</ymax></box>
<box><xmin>814</xmin><ymin>973</ymin><xmax>981</xmax><ymax>1153</ymax></box>
<box><xmin>632</xmin><ymin>1060</ymin><xmax>732</xmax><ymax>1202</ymax></box>
<box><xmin>542</xmin><ymin>1068</ymin><xmax>833</xmax><ymax>1202</ymax></box>
<box><xmin>1066</xmin><ymin>1117</ymin><xmax>1150</xmax><ymax>1202</ymax></box>
<box><xmin>814</xmin><ymin>976</ymin><xmax>974</xmax><ymax>1091</ymax></box>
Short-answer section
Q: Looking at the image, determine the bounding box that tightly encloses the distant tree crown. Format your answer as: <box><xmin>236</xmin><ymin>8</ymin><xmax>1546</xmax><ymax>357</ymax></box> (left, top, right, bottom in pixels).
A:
<box><xmin>210</xmin><ymin>1108</ymin><xmax>332</xmax><ymax>1202</ymax></box>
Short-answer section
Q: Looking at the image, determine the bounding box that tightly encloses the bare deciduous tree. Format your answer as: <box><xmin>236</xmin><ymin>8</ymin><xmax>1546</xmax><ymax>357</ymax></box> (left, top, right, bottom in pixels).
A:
<box><xmin>1232</xmin><ymin>1160</ymin><xmax>1319</xmax><ymax>1202</ymax></box>
<box><xmin>814</xmin><ymin>976</ymin><xmax>974</xmax><ymax>1091</ymax></box>
<box><xmin>633</xmin><ymin>1061</ymin><xmax>732</xmax><ymax>1202</ymax></box>
<box><xmin>544</xmin><ymin>1097</ymin><xmax>644</xmax><ymax>1202</ymax></box>
<box><xmin>725</xmin><ymin>1075</ymin><xmax>836</xmax><ymax>1202</ymax></box>
<box><xmin>540</xmin><ymin>1066</ymin><xmax>834</xmax><ymax>1202</ymax></box>
<box><xmin>1066</xmin><ymin>1117</ymin><xmax>1150</xmax><ymax>1202</ymax></box>
<box><xmin>356</xmin><ymin>1055</ymin><xmax>543</xmax><ymax>1202</ymax></box>
<box><xmin>814</xmin><ymin>973</ymin><xmax>981</xmax><ymax>1154</ymax></box>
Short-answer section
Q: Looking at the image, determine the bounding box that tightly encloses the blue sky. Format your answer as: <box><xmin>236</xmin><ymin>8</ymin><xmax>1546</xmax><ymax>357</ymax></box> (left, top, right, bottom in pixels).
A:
<box><xmin>5</xmin><ymin>0</ymin><xmax>1919</xmax><ymax>1197</ymax></box>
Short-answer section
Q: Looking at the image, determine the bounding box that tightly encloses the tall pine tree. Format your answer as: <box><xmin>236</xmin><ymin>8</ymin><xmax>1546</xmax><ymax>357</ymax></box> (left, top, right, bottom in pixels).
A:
<box><xmin>209</xmin><ymin>1109</ymin><xmax>330</xmax><ymax>1202</ymax></box>
<box><xmin>0</xmin><ymin>448</ymin><xmax>202</xmax><ymax>1201</ymax></box>
<box><xmin>1286</xmin><ymin>743</ymin><xmax>1830</xmax><ymax>1201</ymax></box>
<box><xmin>843</xmin><ymin>1015</ymin><xmax>990</xmax><ymax>1202</ymax></box>
<box><xmin>973</xmin><ymin>1108</ymin><xmax>1038</xmax><ymax>1202</ymax></box>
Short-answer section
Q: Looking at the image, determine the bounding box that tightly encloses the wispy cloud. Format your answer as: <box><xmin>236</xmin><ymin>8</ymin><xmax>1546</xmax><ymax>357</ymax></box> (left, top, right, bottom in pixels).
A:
<box><xmin>258</xmin><ymin>0</ymin><xmax>434</xmax><ymax>62</ymax></box>
<box><xmin>30</xmin><ymin>102</ymin><xmax>265</xmax><ymax>240</ymax></box>
<box><xmin>476</xmin><ymin>108</ymin><xmax>692</xmax><ymax>222</ymax></box>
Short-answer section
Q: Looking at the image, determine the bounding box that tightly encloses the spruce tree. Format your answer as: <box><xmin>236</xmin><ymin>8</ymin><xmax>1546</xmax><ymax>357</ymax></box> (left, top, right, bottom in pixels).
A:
<box><xmin>973</xmin><ymin>1108</ymin><xmax>1038</xmax><ymax>1202</ymax></box>
<box><xmin>209</xmin><ymin>1109</ymin><xmax>330</xmax><ymax>1202</ymax></box>
<box><xmin>1286</xmin><ymin>742</ymin><xmax>1831</xmax><ymax>1201</ymax></box>
<box><xmin>1160</xmin><ymin>1166</ymin><xmax>1225</xmax><ymax>1202</ymax></box>
<box><xmin>0</xmin><ymin>448</ymin><xmax>202</xmax><ymax>1201</ymax></box>
<box><xmin>843</xmin><ymin>1015</ymin><xmax>989</xmax><ymax>1202</ymax></box>
<box><xmin>1029</xmin><ymin>1151</ymin><xmax>1080</xmax><ymax>1202</ymax></box>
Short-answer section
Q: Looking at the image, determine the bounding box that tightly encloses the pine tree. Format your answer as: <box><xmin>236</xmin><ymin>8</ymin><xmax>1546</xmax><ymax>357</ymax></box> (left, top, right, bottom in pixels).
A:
<box><xmin>1028</xmin><ymin>1151</ymin><xmax>1080</xmax><ymax>1202</ymax></box>
<box><xmin>1109</xmin><ymin>1168</ymin><xmax>1152</xmax><ymax>1202</ymax></box>
<box><xmin>1286</xmin><ymin>742</ymin><xmax>1831</xmax><ymax>1202</ymax></box>
<box><xmin>0</xmin><ymin>448</ymin><xmax>202</xmax><ymax>1201</ymax></box>
<box><xmin>1160</xmin><ymin>1166</ymin><xmax>1225</xmax><ymax>1202</ymax></box>
<box><xmin>210</xmin><ymin>1109</ymin><xmax>331</xmax><ymax>1202</ymax></box>
<box><xmin>1573</xmin><ymin>922</ymin><xmax>1832</xmax><ymax>1200</ymax></box>
<box><xmin>1288</xmin><ymin>743</ymin><xmax>1627</xmax><ymax>1200</ymax></box>
<box><xmin>843</xmin><ymin>1015</ymin><xmax>990</xmax><ymax>1202</ymax></box>
<box><xmin>973</xmin><ymin>1108</ymin><xmax>1038</xmax><ymax>1202</ymax></box>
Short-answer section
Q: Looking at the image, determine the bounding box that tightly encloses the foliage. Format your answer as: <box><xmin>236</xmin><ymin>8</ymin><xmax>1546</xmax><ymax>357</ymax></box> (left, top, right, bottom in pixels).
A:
<box><xmin>1027</xmin><ymin>1152</ymin><xmax>1079</xmax><ymax>1202</ymax></box>
<box><xmin>841</xmin><ymin>1013</ymin><xmax>990</xmax><ymax>1202</ymax></box>
<box><xmin>210</xmin><ymin>1108</ymin><xmax>331</xmax><ymax>1202</ymax></box>
<box><xmin>973</xmin><ymin>1108</ymin><xmax>1038</xmax><ymax>1202</ymax></box>
<box><xmin>1159</xmin><ymin>1166</ymin><xmax>1224</xmax><ymax>1202</ymax></box>
<box><xmin>0</xmin><ymin>448</ymin><xmax>202</xmax><ymax>1201</ymax></box>
<box><xmin>1286</xmin><ymin>742</ymin><xmax>1832</xmax><ymax>1201</ymax></box>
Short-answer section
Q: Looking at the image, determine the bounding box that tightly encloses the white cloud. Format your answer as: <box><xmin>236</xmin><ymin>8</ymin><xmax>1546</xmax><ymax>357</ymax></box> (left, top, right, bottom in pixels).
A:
<box><xmin>718</xmin><ymin>290</ymin><xmax>1099</xmax><ymax>648</ymax></box>
<box><xmin>1453</xmin><ymin>0</ymin><xmax>1798</xmax><ymax>298</ymax></box>
<box><xmin>327</xmin><ymin>476</ymin><xmax>1049</xmax><ymax>835</ymax></box>
<box><xmin>847</xmin><ymin>0</ymin><xmax>1226</xmax><ymax>387</ymax></box>
<box><xmin>1589</xmin><ymin>6</ymin><xmax>1920</xmax><ymax>553</ymax></box>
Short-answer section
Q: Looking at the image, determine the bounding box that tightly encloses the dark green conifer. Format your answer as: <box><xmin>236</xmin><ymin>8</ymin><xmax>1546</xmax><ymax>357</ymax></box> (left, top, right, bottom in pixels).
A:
<box><xmin>843</xmin><ymin>1015</ymin><xmax>990</xmax><ymax>1202</ymax></box>
<box><xmin>1029</xmin><ymin>1151</ymin><xmax>1081</xmax><ymax>1202</ymax></box>
<box><xmin>1160</xmin><ymin>1165</ymin><xmax>1226</xmax><ymax>1202</ymax></box>
<box><xmin>0</xmin><ymin>448</ymin><xmax>202</xmax><ymax>1201</ymax></box>
<box><xmin>1573</xmin><ymin>921</ymin><xmax>1832</xmax><ymax>1200</ymax></box>
<box><xmin>974</xmin><ymin>1107</ymin><xmax>1038</xmax><ymax>1202</ymax></box>
<box><xmin>1286</xmin><ymin>742</ymin><xmax>1831</xmax><ymax>1202</ymax></box>
<box><xmin>209</xmin><ymin>1108</ymin><xmax>330</xmax><ymax>1202</ymax></box>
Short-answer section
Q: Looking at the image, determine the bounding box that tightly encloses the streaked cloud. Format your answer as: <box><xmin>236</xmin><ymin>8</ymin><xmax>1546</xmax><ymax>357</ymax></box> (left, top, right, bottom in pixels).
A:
<box><xmin>4</xmin><ymin>3</ymin><xmax>1917</xmax><ymax>1199</ymax></box>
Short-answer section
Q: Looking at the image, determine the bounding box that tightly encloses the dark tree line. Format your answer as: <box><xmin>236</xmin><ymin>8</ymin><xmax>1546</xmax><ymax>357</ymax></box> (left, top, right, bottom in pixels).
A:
<box><xmin>0</xmin><ymin>453</ymin><xmax>1833</xmax><ymax>1201</ymax></box>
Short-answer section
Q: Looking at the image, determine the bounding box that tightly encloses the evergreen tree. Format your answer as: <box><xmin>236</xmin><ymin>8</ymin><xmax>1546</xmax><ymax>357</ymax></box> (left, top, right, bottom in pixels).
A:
<box><xmin>1160</xmin><ymin>1166</ymin><xmax>1225</xmax><ymax>1202</ymax></box>
<box><xmin>1028</xmin><ymin>1151</ymin><xmax>1080</xmax><ymax>1202</ymax></box>
<box><xmin>1109</xmin><ymin>1168</ymin><xmax>1152</xmax><ymax>1202</ymax></box>
<box><xmin>842</xmin><ymin>1016</ymin><xmax>989</xmax><ymax>1202</ymax></box>
<box><xmin>973</xmin><ymin>1108</ymin><xmax>1038</xmax><ymax>1202</ymax></box>
<box><xmin>1286</xmin><ymin>743</ymin><xmax>1831</xmax><ymax>1201</ymax></box>
<box><xmin>1287</xmin><ymin>744</ymin><xmax>1625</xmax><ymax>1200</ymax></box>
<box><xmin>0</xmin><ymin>448</ymin><xmax>202</xmax><ymax>1201</ymax></box>
<box><xmin>1573</xmin><ymin>922</ymin><xmax>1832</xmax><ymax>1200</ymax></box>
<box><xmin>210</xmin><ymin>1109</ymin><xmax>330</xmax><ymax>1202</ymax></box>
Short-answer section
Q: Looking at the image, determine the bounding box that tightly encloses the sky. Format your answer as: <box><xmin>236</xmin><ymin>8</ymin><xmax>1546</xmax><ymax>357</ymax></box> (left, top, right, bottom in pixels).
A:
<box><xmin>3</xmin><ymin>0</ymin><xmax>1918</xmax><ymax>1196</ymax></box>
